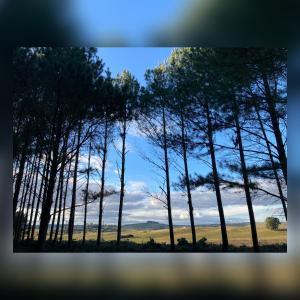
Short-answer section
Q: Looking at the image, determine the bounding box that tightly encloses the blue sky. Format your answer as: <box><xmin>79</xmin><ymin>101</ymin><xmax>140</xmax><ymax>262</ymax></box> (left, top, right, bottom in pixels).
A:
<box><xmin>96</xmin><ymin>47</ymin><xmax>212</xmax><ymax>192</ymax></box>
<box><xmin>98</xmin><ymin>47</ymin><xmax>173</xmax><ymax>86</ymax></box>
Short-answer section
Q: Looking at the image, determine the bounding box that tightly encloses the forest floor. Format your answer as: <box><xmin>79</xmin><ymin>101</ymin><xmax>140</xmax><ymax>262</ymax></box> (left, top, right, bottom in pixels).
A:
<box><xmin>15</xmin><ymin>223</ymin><xmax>287</xmax><ymax>252</ymax></box>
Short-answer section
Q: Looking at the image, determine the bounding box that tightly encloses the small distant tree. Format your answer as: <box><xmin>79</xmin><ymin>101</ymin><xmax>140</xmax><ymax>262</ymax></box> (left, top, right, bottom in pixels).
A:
<box><xmin>265</xmin><ymin>217</ymin><xmax>281</xmax><ymax>231</ymax></box>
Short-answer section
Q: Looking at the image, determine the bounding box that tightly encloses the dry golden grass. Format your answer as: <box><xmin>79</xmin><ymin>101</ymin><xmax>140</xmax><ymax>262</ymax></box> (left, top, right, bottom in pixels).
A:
<box><xmin>49</xmin><ymin>222</ymin><xmax>286</xmax><ymax>246</ymax></box>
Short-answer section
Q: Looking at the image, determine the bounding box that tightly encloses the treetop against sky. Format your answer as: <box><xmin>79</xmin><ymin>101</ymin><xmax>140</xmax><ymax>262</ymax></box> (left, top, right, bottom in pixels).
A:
<box><xmin>64</xmin><ymin>47</ymin><xmax>285</xmax><ymax>226</ymax></box>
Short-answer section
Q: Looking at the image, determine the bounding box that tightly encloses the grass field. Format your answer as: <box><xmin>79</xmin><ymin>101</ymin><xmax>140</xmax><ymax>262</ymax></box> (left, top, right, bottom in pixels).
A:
<box><xmin>50</xmin><ymin>222</ymin><xmax>287</xmax><ymax>247</ymax></box>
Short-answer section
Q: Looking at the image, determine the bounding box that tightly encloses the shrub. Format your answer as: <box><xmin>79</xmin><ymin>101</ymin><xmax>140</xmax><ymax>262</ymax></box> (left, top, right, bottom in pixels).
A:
<box><xmin>146</xmin><ymin>237</ymin><xmax>156</xmax><ymax>246</ymax></box>
<box><xmin>197</xmin><ymin>237</ymin><xmax>207</xmax><ymax>248</ymax></box>
<box><xmin>177</xmin><ymin>237</ymin><xmax>189</xmax><ymax>246</ymax></box>
<box><xmin>265</xmin><ymin>217</ymin><xmax>281</xmax><ymax>231</ymax></box>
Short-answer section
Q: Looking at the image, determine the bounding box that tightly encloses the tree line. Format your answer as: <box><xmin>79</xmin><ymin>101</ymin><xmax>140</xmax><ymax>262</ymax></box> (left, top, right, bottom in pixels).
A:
<box><xmin>13</xmin><ymin>47</ymin><xmax>287</xmax><ymax>252</ymax></box>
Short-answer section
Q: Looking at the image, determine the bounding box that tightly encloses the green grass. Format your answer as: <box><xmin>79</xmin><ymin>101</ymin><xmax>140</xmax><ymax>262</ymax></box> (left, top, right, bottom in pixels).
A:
<box><xmin>48</xmin><ymin>222</ymin><xmax>287</xmax><ymax>247</ymax></box>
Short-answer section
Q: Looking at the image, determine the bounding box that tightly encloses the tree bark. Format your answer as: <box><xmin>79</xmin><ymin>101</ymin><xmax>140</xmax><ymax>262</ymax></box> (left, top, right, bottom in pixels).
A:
<box><xmin>38</xmin><ymin>76</ymin><xmax>63</xmax><ymax>250</ymax></box>
<box><xmin>13</xmin><ymin>124</ymin><xmax>30</xmax><ymax>217</ymax></box>
<box><xmin>21</xmin><ymin>154</ymin><xmax>38</xmax><ymax>241</ymax></box>
<box><xmin>59</xmin><ymin>159</ymin><xmax>72</xmax><ymax>243</ymax></box>
<box><xmin>83</xmin><ymin>134</ymin><xmax>92</xmax><ymax>246</ymax></box>
<box><xmin>205</xmin><ymin>101</ymin><xmax>229</xmax><ymax>251</ymax></box>
<box><xmin>255</xmin><ymin>105</ymin><xmax>287</xmax><ymax>220</ymax></box>
<box><xmin>60</xmin><ymin>134</ymin><xmax>76</xmax><ymax>242</ymax></box>
<box><xmin>15</xmin><ymin>158</ymin><xmax>35</xmax><ymax>241</ymax></box>
<box><xmin>14</xmin><ymin>160</ymin><xmax>30</xmax><ymax>239</ymax></box>
<box><xmin>49</xmin><ymin>168</ymin><xmax>63</xmax><ymax>241</ymax></box>
<box><xmin>162</xmin><ymin>105</ymin><xmax>175</xmax><ymax>251</ymax></box>
<box><xmin>97</xmin><ymin>118</ymin><xmax>108</xmax><ymax>245</ymax></box>
<box><xmin>68</xmin><ymin>120</ymin><xmax>82</xmax><ymax>247</ymax></box>
<box><xmin>234</xmin><ymin>99</ymin><xmax>259</xmax><ymax>252</ymax></box>
<box><xmin>53</xmin><ymin>151</ymin><xmax>69</xmax><ymax>243</ymax></box>
<box><xmin>30</xmin><ymin>155</ymin><xmax>48</xmax><ymax>239</ymax></box>
<box><xmin>180</xmin><ymin>111</ymin><xmax>196</xmax><ymax>247</ymax></box>
<box><xmin>26</xmin><ymin>151</ymin><xmax>43</xmax><ymax>240</ymax></box>
<box><xmin>262</xmin><ymin>72</ymin><xmax>287</xmax><ymax>184</ymax></box>
<box><xmin>117</xmin><ymin>117</ymin><xmax>127</xmax><ymax>245</ymax></box>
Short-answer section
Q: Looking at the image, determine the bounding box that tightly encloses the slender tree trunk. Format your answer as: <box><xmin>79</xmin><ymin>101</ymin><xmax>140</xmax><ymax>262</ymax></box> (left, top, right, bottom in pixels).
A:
<box><xmin>180</xmin><ymin>111</ymin><xmax>196</xmax><ymax>247</ymax></box>
<box><xmin>53</xmin><ymin>138</ymin><xmax>70</xmax><ymax>244</ymax></box>
<box><xmin>68</xmin><ymin>120</ymin><xmax>82</xmax><ymax>247</ymax></box>
<box><xmin>15</xmin><ymin>158</ymin><xmax>35</xmax><ymax>241</ymax></box>
<box><xmin>117</xmin><ymin>117</ymin><xmax>127</xmax><ymax>245</ymax></box>
<box><xmin>97</xmin><ymin>119</ymin><xmax>108</xmax><ymax>245</ymax></box>
<box><xmin>38</xmin><ymin>148</ymin><xmax>60</xmax><ymax>248</ymax></box>
<box><xmin>53</xmin><ymin>187</ymin><xmax>63</xmax><ymax>242</ymax></box>
<box><xmin>205</xmin><ymin>101</ymin><xmax>229</xmax><ymax>251</ymax></box>
<box><xmin>83</xmin><ymin>134</ymin><xmax>92</xmax><ymax>246</ymax></box>
<box><xmin>60</xmin><ymin>152</ymin><xmax>73</xmax><ymax>242</ymax></box>
<box><xmin>21</xmin><ymin>154</ymin><xmax>38</xmax><ymax>241</ymax></box>
<box><xmin>30</xmin><ymin>155</ymin><xmax>48</xmax><ymax>239</ymax></box>
<box><xmin>38</xmin><ymin>78</ymin><xmax>63</xmax><ymax>250</ymax></box>
<box><xmin>50</xmin><ymin>129</ymin><xmax>70</xmax><ymax>242</ymax></box>
<box><xmin>262</xmin><ymin>72</ymin><xmax>287</xmax><ymax>184</ymax></box>
<box><xmin>26</xmin><ymin>151</ymin><xmax>43</xmax><ymax>240</ymax></box>
<box><xmin>234</xmin><ymin>99</ymin><xmax>259</xmax><ymax>252</ymax></box>
<box><xmin>14</xmin><ymin>160</ymin><xmax>30</xmax><ymax>239</ymax></box>
<box><xmin>13</xmin><ymin>125</ymin><xmax>30</xmax><ymax>217</ymax></box>
<box><xmin>52</xmin><ymin>171</ymin><xmax>64</xmax><ymax>243</ymax></box>
<box><xmin>162</xmin><ymin>105</ymin><xmax>175</xmax><ymax>251</ymax></box>
<box><xmin>49</xmin><ymin>172</ymin><xmax>62</xmax><ymax>241</ymax></box>
<box><xmin>255</xmin><ymin>105</ymin><xmax>287</xmax><ymax>220</ymax></box>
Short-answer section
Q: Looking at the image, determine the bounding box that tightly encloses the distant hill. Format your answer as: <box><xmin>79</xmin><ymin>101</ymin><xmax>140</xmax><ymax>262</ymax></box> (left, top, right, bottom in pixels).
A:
<box><xmin>123</xmin><ymin>221</ymin><xmax>169</xmax><ymax>230</ymax></box>
<box><xmin>70</xmin><ymin>221</ymin><xmax>169</xmax><ymax>232</ymax></box>
<box><xmin>43</xmin><ymin>221</ymin><xmax>260</xmax><ymax>233</ymax></box>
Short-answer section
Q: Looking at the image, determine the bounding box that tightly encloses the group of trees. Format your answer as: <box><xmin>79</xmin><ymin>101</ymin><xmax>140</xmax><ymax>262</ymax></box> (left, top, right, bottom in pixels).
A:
<box><xmin>13</xmin><ymin>47</ymin><xmax>287</xmax><ymax>252</ymax></box>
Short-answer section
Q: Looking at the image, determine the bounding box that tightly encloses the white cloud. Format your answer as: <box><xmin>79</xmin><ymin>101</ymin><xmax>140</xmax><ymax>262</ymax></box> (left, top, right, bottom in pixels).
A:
<box><xmin>31</xmin><ymin>176</ymin><xmax>285</xmax><ymax>226</ymax></box>
<box><xmin>126</xmin><ymin>180</ymin><xmax>147</xmax><ymax>192</ymax></box>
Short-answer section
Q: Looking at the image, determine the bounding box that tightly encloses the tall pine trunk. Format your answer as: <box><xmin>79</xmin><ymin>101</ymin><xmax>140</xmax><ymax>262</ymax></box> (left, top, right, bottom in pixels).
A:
<box><xmin>162</xmin><ymin>105</ymin><xmax>175</xmax><ymax>251</ymax></box>
<box><xmin>26</xmin><ymin>151</ymin><xmax>43</xmax><ymax>240</ymax></box>
<box><xmin>97</xmin><ymin>119</ymin><xmax>108</xmax><ymax>245</ymax></box>
<box><xmin>117</xmin><ymin>117</ymin><xmax>127</xmax><ymax>245</ymax></box>
<box><xmin>53</xmin><ymin>157</ymin><xmax>68</xmax><ymax>243</ymax></box>
<box><xmin>262</xmin><ymin>72</ymin><xmax>287</xmax><ymax>184</ymax></box>
<box><xmin>14</xmin><ymin>160</ymin><xmax>30</xmax><ymax>240</ymax></box>
<box><xmin>38</xmin><ymin>76</ymin><xmax>63</xmax><ymax>250</ymax></box>
<box><xmin>20</xmin><ymin>155</ymin><xmax>37</xmax><ymax>241</ymax></box>
<box><xmin>180</xmin><ymin>111</ymin><xmax>196</xmax><ymax>247</ymax></box>
<box><xmin>51</xmin><ymin>133</ymin><xmax>69</xmax><ymax>243</ymax></box>
<box><xmin>13</xmin><ymin>125</ymin><xmax>30</xmax><ymax>217</ymax></box>
<box><xmin>49</xmin><ymin>168</ymin><xmax>63</xmax><ymax>241</ymax></box>
<box><xmin>205</xmin><ymin>101</ymin><xmax>228</xmax><ymax>251</ymax></box>
<box><xmin>83</xmin><ymin>134</ymin><xmax>92</xmax><ymax>245</ymax></box>
<box><xmin>30</xmin><ymin>154</ymin><xmax>48</xmax><ymax>239</ymax></box>
<box><xmin>59</xmin><ymin>154</ymin><xmax>72</xmax><ymax>242</ymax></box>
<box><xmin>68</xmin><ymin>120</ymin><xmax>82</xmax><ymax>247</ymax></box>
<box><xmin>234</xmin><ymin>99</ymin><xmax>259</xmax><ymax>252</ymax></box>
<box><xmin>255</xmin><ymin>105</ymin><xmax>287</xmax><ymax>220</ymax></box>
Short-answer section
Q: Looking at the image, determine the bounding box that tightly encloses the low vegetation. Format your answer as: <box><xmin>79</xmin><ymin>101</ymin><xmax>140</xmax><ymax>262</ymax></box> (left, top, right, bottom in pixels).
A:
<box><xmin>15</xmin><ymin>223</ymin><xmax>286</xmax><ymax>252</ymax></box>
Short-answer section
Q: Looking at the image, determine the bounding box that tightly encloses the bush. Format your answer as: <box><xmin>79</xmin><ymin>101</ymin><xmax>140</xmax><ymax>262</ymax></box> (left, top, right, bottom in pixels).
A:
<box><xmin>197</xmin><ymin>237</ymin><xmax>207</xmax><ymax>248</ymax></box>
<box><xmin>146</xmin><ymin>237</ymin><xmax>156</xmax><ymax>246</ymax></box>
<box><xmin>265</xmin><ymin>217</ymin><xmax>281</xmax><ymax>230</ymax></box>
<box><xmin>177</xmin><ymin>237</ymin><xmax>189</xmax><ymax>246</ymax></box>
